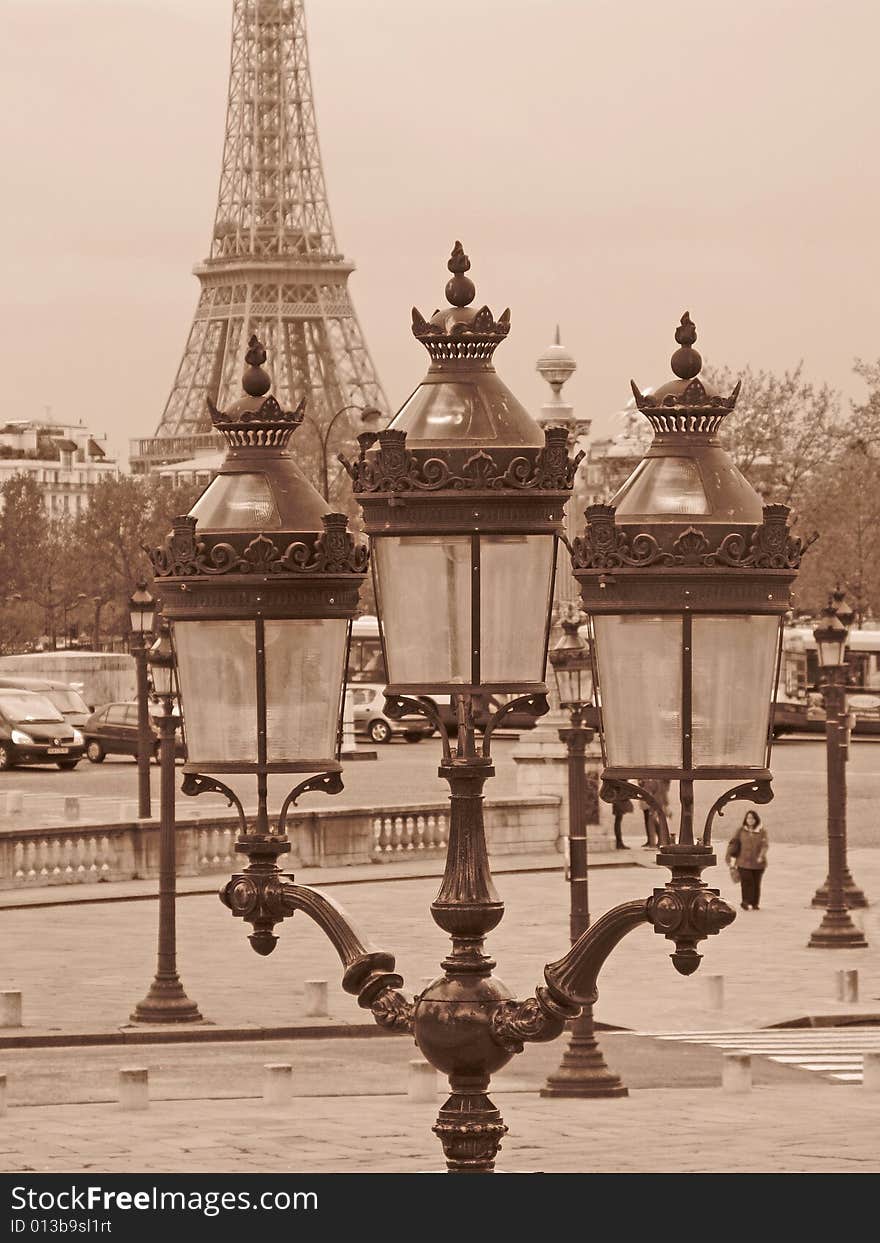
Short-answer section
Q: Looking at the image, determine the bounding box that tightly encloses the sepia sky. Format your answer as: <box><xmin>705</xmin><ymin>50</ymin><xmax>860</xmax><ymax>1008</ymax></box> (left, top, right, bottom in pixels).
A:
<box><xmin>1</xmin><ymin>0</ymin><xmax>878</xmax><ymax>462</ymax></box>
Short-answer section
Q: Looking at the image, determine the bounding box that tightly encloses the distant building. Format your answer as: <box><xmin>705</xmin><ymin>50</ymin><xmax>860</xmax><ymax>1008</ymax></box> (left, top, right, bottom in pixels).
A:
<box><xmin>0</xmin><ymin>421</ymin><xmax>118</xmax><ymax>516</ymax></box>
<box><xmin>156</xmin><ymin>453</ymin><xmax>222</xmax><ymax>491</ymax></box>
<box><xmin>581</xmin><ymin>398</ymin><xmax>652</xmax><ymax>507</ymax></box>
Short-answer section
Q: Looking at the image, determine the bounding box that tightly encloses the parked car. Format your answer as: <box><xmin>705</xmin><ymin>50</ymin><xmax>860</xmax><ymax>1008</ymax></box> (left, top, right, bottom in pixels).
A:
<box><xmin>0</xmin><ymin>676</ymin><xmax>91</xmax><ymax>727</ymax></box>
<box><xmin>82</xmin><ymin>701</ymin><xmax>186</xmax><ymax>763</ymax></box>
<box><xmin>0</xmin><ymin>689</ymin><xmax>85</xmax><ymax>770</ymax></box>
<box><xmin>351</xmin><ymin>685</ymin><xmax>433</xmax><ymax>744</ymax></box>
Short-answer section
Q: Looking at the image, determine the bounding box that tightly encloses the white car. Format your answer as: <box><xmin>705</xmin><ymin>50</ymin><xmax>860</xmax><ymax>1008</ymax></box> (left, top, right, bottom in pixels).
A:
<box><xmin>350</xmin><ymin>684</ymin><xmax>433</xmax><ymax>744</ymax></box>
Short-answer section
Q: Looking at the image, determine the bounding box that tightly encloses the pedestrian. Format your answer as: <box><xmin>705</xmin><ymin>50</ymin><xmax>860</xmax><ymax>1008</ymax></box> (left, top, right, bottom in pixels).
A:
<box><xmin>725</xmin><ymin>810</ymin><xmax>769</xmax><ymax>910</ymax></box>
<box><xmin>610</xmin><ymin>793</ymin><xmax>633</xmax><ymax>850</ymax></box>
<box><xmin>638</xmin><ymin>778</ymin><xmax>671</xmax><ymax>848</ymax></box>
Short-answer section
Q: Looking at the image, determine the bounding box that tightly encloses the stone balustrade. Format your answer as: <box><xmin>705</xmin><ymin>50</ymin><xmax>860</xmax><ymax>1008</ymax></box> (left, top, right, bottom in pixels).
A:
<box><xmin>0</xmin><ymin>796</ymin><xmax>561</xmax><ymax>891</ymax></box>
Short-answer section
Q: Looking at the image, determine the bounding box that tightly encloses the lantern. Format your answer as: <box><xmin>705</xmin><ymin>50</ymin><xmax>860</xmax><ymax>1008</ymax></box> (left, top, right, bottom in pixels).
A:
<box><xmin>549</xmin><ymin>617</ymin><xmax>593</xmax><ymax>712</ymax></box>
<box><xmin>129</xmin><ymin>583</ymin><xmax>156</xmax><ymax>638</ymax></box>
<box><xmin>149</xmin><ymin>336</ymin><xmax>368</xmax><ymax>839</ymax></box>
<box><xmin>148</xmin><ymin>620</ymin><xmax>176</xmax><ymax>700</ymax></box>
<box><xmin>573</xmin><ymin>314</ymin><xmax>805</xmax><ymax>847</ymax></box>
<box><xmin>814</xmin><ymin>598</ymin><xmax>849</xmax><ymax>669</ymax></box>
<box><xmin>342</xmin><ymin>242</ymin><xmax>581</xmax><ymax>701</ymax></box>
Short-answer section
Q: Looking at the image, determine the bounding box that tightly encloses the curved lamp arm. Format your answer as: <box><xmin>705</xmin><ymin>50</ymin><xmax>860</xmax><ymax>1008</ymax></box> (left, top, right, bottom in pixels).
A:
<box><xmin>221</xmin><ymin>865</ymin><xmax>414</xmax><ymax>1032</ymax></box>
<box><xmin>492</xmin><ymin>858</ymin><xmax>736</xmax><ymax>1054</ymax></box>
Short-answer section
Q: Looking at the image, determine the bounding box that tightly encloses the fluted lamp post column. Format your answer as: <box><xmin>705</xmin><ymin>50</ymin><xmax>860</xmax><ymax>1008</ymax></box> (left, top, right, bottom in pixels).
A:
<box><xmin>808</xmin><ymin>594</ymin><xmax>868</xmax><ymax>948</ymax></box>
<box><xmin>131</xmin><ymin>621</ymin><xmax>203</xmax><ymax>1023</ymax></box>
<box><xmin>542</xmin><ymin>618</ymin><xmax>627</xmax><ymax>1098</ymax></box>
<box><xmin>810</xmin><ymin>588</ymin><xmax>868</xmax><ymax>911</ymax></box>
<box><xmin>128</xmin><ymin>582</ymin><xmax>155</xmax><ymax>820</ymax></box>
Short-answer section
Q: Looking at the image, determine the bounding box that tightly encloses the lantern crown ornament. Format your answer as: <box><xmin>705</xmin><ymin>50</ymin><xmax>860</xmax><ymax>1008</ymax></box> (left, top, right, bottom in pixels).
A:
<box><xmin>208</xmin><ymin>335</ymin><xmax>306</xmax><ymax>451</ymax></box>
<box><xmin>629</xmin><ymin>313</ymin><xmax>742</xmax><ymax>435</ymax></box>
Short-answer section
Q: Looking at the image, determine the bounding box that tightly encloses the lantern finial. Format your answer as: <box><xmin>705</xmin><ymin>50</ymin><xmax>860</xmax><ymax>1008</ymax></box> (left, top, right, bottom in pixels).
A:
<box><xmin>670</xmin><ymin>313</ymin><xmax>702</xmax><ymax>381</ymax></box>
<box><xmin>445</xmin><ymin>241</ymin><xmax>476</xmax><ymax>307</ymax></box>
<box><xmin>242</xmin><ymin>335</ymin><xmax>272</xmax><ymax>398</ymax></box>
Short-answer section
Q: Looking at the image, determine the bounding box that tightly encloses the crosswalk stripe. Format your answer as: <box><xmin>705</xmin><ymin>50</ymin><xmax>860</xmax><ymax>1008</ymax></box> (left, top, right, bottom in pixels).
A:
<box><xmin>633</xmin><ymin>1026</ymin><xmax>880</xmax><ymax>1083</ymax></box>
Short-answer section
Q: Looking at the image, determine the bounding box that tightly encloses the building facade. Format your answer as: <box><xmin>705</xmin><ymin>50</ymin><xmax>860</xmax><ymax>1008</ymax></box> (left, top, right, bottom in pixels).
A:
<box><xmin>0</xmin><ymin>421</ymin><xmax>118</xmax><ymax>515</ymax></box>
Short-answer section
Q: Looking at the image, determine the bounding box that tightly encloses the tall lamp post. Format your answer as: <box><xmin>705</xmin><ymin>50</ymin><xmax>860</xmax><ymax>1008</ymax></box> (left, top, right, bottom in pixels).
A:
<box><xmin>811</xmin><ymin>587</ymin><xmax>868</xmax><ymax>910</ymax></box>
<box><xmin>302</xmin><ymin>403</ymin><xmax>384</xmax><ymax>501</ymax></box>
<box><xmin>130</xmin><ymin>621</ymin><xmax>203</xmax><ymax>1023</ymax></box>
<box><xmin>808</xmin><ymin>593</ymin><xmax>868</xmax><ymax>948</ymax></box>
<box><xmin>541</xmin><ymin>617</ymin><xmax>627</xmax><ymax>1098</ymax></box>
<box><xmin>129</xmin><ymin>582</ymin><xmax>155</xmax><ymax>819</ymax></box>
<box><xmin>150</xmin><ymin>260</ymin><xmax>801</xmax><ymax>1174</ymax></box>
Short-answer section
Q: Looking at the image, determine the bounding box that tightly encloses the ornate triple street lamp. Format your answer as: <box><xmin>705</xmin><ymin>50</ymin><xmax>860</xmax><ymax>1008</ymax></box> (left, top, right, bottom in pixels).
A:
<box><xmin>542</xmin><ymin>616</ymin><xmax>627</xmax><ymax>1099</ymax></box>
<box><xmin>128</xmin><ymin>582</ymin><xmax>156</xmax><ymax>819</ymax></box>
<box><xmin>149</xmin><ymin>263</ymin><xmax>801</xmax><ymax>1173</ymax></box>
<box><xmin>130</xmin><ymin>620</ymin><xmax>202</xmax><ymax>1023</ymax></box>
<box><xmin>808</xmin><ymin>590</ymin><xmax>868</xmax><ymax>947</ymax></box>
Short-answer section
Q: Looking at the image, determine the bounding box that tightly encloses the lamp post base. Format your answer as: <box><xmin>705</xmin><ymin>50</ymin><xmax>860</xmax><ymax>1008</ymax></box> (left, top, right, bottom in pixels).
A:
<box><xmin>807</xmin><ymin>910</ymin><xmax>868</xmax><ymax>950</ymax></box>
<box><xmin>811</xmin><ymin>870</ymin><xmax>868</xmax><ymax>909</ymax></box>
<box><xmin>130</xmin><ymin>976</ymin><xmax>203</xmax><ymax>1024</ymax></box>
<box><xmin>541</xmin><ymin>1021</ymin><xmax>628</xmax><ymax>1099</ymax></box>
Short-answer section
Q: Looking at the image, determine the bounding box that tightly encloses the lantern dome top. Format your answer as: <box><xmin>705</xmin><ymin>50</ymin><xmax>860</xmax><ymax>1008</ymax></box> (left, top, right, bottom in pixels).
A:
<box><xmin>207</xmin><ymin>335</ymin><xmax>306</xmax><ymax>451</ymax></box>
<box><xmin>630</xmin><ymin>314</ymin><xmax>741</xmax><ymax>436</ymax></box>
<box><xmin>388</xmin><ymin>243</ymin><xmax>544</xmax><ymax>449</ymax></box>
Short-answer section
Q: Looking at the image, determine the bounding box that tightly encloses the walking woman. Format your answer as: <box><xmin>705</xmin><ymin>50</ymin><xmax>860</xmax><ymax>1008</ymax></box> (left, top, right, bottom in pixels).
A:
<box><xmin>725</xmin><ymin>810</ymin><xmax>769</xmax><ymax>910</ymax></box>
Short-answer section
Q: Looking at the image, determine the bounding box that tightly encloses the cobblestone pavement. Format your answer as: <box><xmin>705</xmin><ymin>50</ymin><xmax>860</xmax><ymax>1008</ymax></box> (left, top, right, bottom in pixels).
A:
<box><xmin>3</xmin><ymin>1083</ymin><xmax>878</xmax><ymax>1174</ymax></box>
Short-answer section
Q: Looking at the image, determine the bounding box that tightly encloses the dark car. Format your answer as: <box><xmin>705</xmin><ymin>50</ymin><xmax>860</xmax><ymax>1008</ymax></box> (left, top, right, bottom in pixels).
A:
<box><xmin>83</xmin><ymin>702</ymin><xmax>186</xmax><ymax>763</ymax></box>
<box><xmin>0</xmin><ymin>689</ymin><xmax>85</xmax><ymax>771</ymax></box>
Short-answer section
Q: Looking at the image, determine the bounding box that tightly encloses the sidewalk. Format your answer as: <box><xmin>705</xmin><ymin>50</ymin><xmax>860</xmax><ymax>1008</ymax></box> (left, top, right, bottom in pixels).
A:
<box><xmin>1</xmin><ymin>843</ymin><xmax>878</xmax><ymax>1040</ymax></box>
<box><xmin>3</xmin><ymin>1083</ymin><xmax>878</xmax><ymax>1173</ymax></box>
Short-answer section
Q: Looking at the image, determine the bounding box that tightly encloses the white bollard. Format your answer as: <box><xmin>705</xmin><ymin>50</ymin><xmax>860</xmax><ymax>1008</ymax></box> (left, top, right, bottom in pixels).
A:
<box><xmin>303</xmin><ymin>980</ymin><xmax>329</xmax><ymax>1018</ymax></box>
<box><xmin>863</xmin><ymin>1052</ymin><xmax>880</xmax><ymax>1092</ymax></box>
<box><xmin>64</xmin><ymin>796</ymin><xmax>80</xmax><ymax>821</ymax></box>
<box><xmin>835</xmin><ymin>969</ymin><xmax>859</xmax><ymax>1003</ymax></box>
<box><xmin>0</xmin><ymin>1073</ymin><xmax>6</xmax><ymax>1117</ymax></box>
<box><xmin>706</xmin><ymin>975</ymin><xmax>724</xmax><ymax>1010</ymax></box>
<box><xmin>408</xmin><ymin>1059</ymin><xmax>439</xmax><ymax>1103</ymax></box>
<box><xmin>118</xmin><ymin>1068</ymin><xmax>149</xmax><ymax>1112</ymax></box>
<box><xmin>263</xmin><ymin>1063</ymin><xmax>293</xmax><ymax>1105</ymax></box>
<box><xmin>0</xmin><ymin>992</ymin><xmax>22</xmax><ymax>1028</ymax></box>
<box><xmin>722</xmin><ymin>1052</ymin><xmax>752</xmax><ymax>1094</ymax></box>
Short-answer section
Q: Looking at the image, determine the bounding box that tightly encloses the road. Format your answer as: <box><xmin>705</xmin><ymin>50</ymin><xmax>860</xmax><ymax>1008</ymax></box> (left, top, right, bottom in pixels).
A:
<box><xmin>1</xmin><ymin>734</ymin><xmax>878</xmax><ymax>845</ymax></box>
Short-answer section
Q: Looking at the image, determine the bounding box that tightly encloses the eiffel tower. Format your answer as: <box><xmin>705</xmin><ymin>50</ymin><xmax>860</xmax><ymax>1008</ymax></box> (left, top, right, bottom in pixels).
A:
<box><xmin>131</xmin><ymin>0</ymin><xmax>388</xmax><ymax>493</ymax></box>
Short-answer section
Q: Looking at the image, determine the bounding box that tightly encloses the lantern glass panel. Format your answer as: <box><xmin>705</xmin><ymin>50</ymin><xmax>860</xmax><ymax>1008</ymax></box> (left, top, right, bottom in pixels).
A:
<box><xmin>691</xmin><ymin>615</ymin><xmax>779</xmax><ymax>767</ymax></box>
<box><xmin>555</xmin><ymin>663</ymin><xmax>591</xmax><ymax>709</ymax></box>
<box><xmin>615</xmin><ymin>457</ymin><xmax>709</xmax><ymax>516</ymax></box>
<box><xmin>264</xmin><ymin>619</ymin><xmax>348</xmax><ymax>761</ymax></box>
<box><xmin>394</xmin><ymin>382</ymin><xmax>491</xmax><ymax>441</ymax></box>
<box><xmin>129</xmin><ymin>604</ymin><xmax>155</xmax><ymax>636</ymax></box>
<box><xmin>174</xmin><ymin>620</ymin><xmax>258</xmax><ymax>764</ymax></box>
<box><xmin>150</xmin><ymin>659</ymin><xmax>174</xmax><ymax>698</ymax></box>
<box><xmin>189</xmin><ymin>473</ymin><xmax>281</xmax><ymax>531</ymax></box>
<box><xmin>816</xmin><ymin>634</ymin><xmax>846</xmax><ymax>668</ymax></box>
<box><xmin>375</xmin><ymin>536</ymin><xmax>471</xmax><ymax>685</ymax></box>
<box><xmin>593</xmin><ymin>615</ymin><xmax>683</xmax><ymax>766</ymax></box>
<box><xmin>480</xmin><ymin>535</ymin><xmax>554</xmax><ymax>684</ymax></box>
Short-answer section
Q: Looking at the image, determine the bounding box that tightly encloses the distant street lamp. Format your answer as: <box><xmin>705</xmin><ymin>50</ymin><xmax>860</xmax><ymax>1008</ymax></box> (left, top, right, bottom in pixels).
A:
<box><xmin>130</xmin><ymin>620</ymin><xmax>202</xmax><ymax>1023</ymax></box>
<box><xmin>128</xmin><ymin>582</ymin><xmax>156</xmax><ymax>819</ymax></box>
<box><xmin>541</xmin><ymin>616</ymin><xmax>627</xmax><ymax>1099</ymax></box>
<box><xmin>811</xmin><ymin>588</ymin><xmax>867</xmax><ymax>910</ymax></box>
<box><xmin>301</xmin><ymin>403</ymin><xmax>385</xmax><ymax>501</ymax></box>
<box><xmin>808</xmin><ymin>591</ymin><xmax>869</xmax><ymax>948</ymax></box>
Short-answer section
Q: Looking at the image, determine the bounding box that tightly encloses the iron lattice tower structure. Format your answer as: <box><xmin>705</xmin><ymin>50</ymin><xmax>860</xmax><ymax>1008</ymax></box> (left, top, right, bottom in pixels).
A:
<box><xmin>131</xmin><ymin>0</ymin><xmax>387</xmax><ymax>479</ymax></box>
